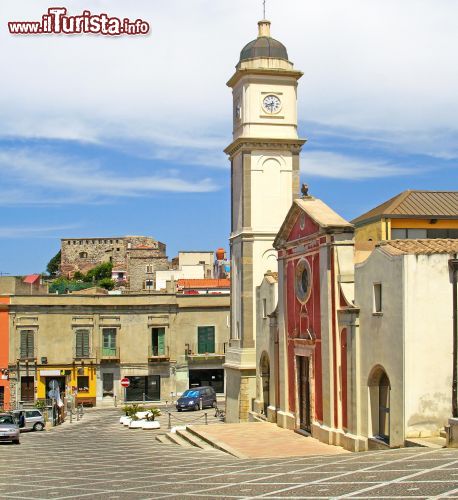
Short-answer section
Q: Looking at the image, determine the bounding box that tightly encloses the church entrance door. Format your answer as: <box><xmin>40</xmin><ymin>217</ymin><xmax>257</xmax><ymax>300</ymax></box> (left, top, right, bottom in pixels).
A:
<box><xmin>298</xmin><ymin>356</ymin><xmax>311</xmax><ymax>432</ymax></box>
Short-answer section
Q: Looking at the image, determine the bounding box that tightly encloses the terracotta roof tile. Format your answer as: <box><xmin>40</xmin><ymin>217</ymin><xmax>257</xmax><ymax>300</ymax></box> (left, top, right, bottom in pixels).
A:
<box><xmin>23</xmin><ymin>274</ymin><xmax>40</xmax><ymax>284</ymax></box>
<box><xmin>379</xmin><ymin>239</ymin><xmax>458</xmax><ymax>255</ymax></box>
<box><xmin>177</xmin><ymin>279</ymin><xmax>230</xmax><ymax>288</ymax></box>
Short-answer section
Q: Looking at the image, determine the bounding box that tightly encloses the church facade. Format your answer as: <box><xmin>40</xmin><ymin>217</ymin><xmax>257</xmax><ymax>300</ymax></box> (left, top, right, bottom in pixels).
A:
<box><xmin>226</xmin><ymin>19</ymin><xmax>457</xmax><ymax>451</ymax></box>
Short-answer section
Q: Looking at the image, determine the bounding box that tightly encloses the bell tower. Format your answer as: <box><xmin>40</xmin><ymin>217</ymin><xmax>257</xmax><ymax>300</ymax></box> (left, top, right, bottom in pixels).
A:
<box><xmin>224</xmin><ymin>19</ymin><xmax>306</xmax><ymax>422</ymax></box>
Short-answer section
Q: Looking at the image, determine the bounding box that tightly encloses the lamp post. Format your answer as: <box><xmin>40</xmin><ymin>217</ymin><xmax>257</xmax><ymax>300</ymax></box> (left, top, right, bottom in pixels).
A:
<box><xmin>450</xmin><ymin>258</ymin><xmax>458</xmax><ymax>418</ymax></box>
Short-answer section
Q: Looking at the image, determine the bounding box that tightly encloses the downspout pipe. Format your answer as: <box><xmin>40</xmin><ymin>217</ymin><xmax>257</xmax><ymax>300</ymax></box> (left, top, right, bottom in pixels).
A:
<box><xmin>449</xmin><ymin>256</ymin><xmax>458</xmax><ymax>418</ymax></box>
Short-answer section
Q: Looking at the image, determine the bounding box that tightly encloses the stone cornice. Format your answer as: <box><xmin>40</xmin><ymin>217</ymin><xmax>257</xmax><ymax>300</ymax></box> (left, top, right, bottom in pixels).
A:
<box><xmin>224</xmin><ymin>137</ymin><xmax>306</xmax><ymax>158</ymax></box>
<box><xmin>227</xmin><ymin>68</ymin><xmax>304</xmax><ymax>88</ymax></box>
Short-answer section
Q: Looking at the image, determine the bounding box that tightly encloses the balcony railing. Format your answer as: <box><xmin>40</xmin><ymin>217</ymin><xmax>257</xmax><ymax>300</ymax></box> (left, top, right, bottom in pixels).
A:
<box><xmin>97</xmin><ymin>347</ymin><xmax>120</xmax><ymax>361</ymax></box>
<box><xmin>148</xmin><ymin>345</ymin><xmax>170</xmax><ymax>362</ymax></box>
<box><xmin>185</xmin><ymin>342</ymin><xmax>227</xmax><ymax>359</ymax></box>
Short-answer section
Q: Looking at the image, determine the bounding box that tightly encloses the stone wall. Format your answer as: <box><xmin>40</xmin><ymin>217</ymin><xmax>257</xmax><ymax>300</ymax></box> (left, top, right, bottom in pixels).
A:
<box><xmin>60</xmin><ymin>236</ymin><xmax>168</xmax><ymax>289</ymax></box>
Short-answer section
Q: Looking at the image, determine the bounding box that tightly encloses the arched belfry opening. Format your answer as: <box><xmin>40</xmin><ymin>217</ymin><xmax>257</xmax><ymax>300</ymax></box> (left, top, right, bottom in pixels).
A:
<box><xmin>368</xmin><ymin>365</ymin><xmax>391</xmax><ymax>444</ymax></box>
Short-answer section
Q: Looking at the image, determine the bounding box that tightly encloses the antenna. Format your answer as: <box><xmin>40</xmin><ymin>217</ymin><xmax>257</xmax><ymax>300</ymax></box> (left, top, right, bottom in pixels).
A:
<box><xmin>263</xmin><ymin>0</ymin><xmax>266</xmax><ymax>19</ymax></box>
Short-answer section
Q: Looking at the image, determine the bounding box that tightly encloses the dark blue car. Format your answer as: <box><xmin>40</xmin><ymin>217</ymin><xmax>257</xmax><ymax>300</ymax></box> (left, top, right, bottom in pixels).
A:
<box><xmin>176</xmin><ymin>386</ymin><xmax>217</xmax><ymax>411</ymax></box>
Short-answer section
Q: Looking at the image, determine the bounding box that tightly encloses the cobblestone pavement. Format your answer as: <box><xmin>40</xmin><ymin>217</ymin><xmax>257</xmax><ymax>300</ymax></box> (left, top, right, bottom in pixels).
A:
<box><xmin>1</xmin><ymin>408</ymin><xmax>458</xmax><ymax>499</ymax></box>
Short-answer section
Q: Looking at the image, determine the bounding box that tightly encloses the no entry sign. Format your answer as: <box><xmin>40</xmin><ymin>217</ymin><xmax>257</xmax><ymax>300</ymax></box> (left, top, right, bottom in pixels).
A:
<box><xmin>120</xmin><ymin>377</ymin><xmax>130</xmax><ymax>388</ymax></box>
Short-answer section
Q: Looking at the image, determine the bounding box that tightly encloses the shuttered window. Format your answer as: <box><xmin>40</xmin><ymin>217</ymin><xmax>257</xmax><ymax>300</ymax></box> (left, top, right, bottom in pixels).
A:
<box><xmin>198</xmin><ymin>326</ymin><xmax>215</xmax><ymax>354</ymax></box>
<box><xmin>75</xmin><ymin>330</ymin><xmax>90</xmax><ymax>358</ymax></box>
<box><xmin>152</xmin><ymin>328</ymin><xmax>165</xmax><ymax>356</ymax></box>
<box><xmin>20</xmin><ymin>330</ymin><xmax>34</xmax><ymax>359</ymax></box>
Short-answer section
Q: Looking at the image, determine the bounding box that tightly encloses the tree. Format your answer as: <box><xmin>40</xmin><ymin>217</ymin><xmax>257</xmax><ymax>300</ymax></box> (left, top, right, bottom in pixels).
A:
<box><xmin>98</xmin><ymin>278</ymin><xmax>116</xmax><ymax>290</ymax></box>
<box><xmin>46</xmin><ymin>250</ymin><xmax>61</xmax><ymax>277</ymax></box>
<box><xmin>84</xmin><ymin>262</ymin><xmax>113</xmax><ymax>282</ymax></box>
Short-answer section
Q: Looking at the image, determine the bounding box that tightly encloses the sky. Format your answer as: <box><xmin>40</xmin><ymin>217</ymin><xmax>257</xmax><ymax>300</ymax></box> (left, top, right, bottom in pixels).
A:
<box><xmin>0</xmin><ymin>0</ymin><xmax>457</xmax><ymax>275</ymax></box>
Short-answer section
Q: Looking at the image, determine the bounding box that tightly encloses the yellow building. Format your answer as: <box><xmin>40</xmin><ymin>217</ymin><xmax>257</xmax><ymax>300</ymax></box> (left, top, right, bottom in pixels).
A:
<box><xmin>352</xmin><ymin>190</ymin><xmax>458</xmax><ymax>242</ymax></box>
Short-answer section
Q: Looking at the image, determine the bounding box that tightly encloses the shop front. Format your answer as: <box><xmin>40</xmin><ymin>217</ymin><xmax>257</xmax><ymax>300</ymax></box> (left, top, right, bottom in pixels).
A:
<box><xmin>37</xmin><ymin>366</ymin><xmax>97</xmax><ymax>406</ymax></box>
<box><xmin>124</xmin><ymin>375</ymin><xmax>160</xmax><ymax>402</ymax></box>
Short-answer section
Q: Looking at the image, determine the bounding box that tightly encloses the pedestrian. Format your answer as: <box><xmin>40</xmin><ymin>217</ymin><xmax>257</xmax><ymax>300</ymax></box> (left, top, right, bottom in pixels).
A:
<box><xmin>18</xmin><ymin>411</ymin><xmax>25</xmax><ymax>428</ymax></box>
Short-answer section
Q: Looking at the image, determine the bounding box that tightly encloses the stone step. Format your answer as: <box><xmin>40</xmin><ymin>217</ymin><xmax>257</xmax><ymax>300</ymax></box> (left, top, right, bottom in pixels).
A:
<box><xmin>176</xmin><ymin>429</ymin><xmax>215</xmax><ymax>450</ymax></box>
<box><xmin>186</xmin><ymin>425</ymin><xmax>244</xmax><ymax>457</ymax></box>
<box><xmin>155</xmin><ymin>434</ymin><xmax>172</xmax><ymax>444</ymax></box>
<box><xmin>161</xmin><ymin>432</ymin><xmax>194</xmax><ymax>447</ymax></box>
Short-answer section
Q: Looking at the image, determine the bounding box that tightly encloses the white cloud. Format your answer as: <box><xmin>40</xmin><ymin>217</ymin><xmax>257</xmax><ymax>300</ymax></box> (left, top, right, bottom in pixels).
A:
<box><xmin>302</xmin><ymin>151</ymin><xmax>415</xmax><ymax>179</ymax></box>
<box><xmin>0</xmin><ymin>149</ymin><xmax>218</xmax><ymax>205</ymax></box>
<box><xmin>0</xmin><ymin>224</ymin><xmax>80</xmax><ymax>238</ymax></box>
<box><xmin>0</xmin><ymin>0</ymin><xmax>457</xmax><ymax>159</ymax></box>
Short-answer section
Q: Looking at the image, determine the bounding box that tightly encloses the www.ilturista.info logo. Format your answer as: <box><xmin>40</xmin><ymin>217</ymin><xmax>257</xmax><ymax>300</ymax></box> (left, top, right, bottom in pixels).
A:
<box><xmin>8</xmin><ymin>7</ymin><xmax>150</xmax><ymax>35</ymax></box>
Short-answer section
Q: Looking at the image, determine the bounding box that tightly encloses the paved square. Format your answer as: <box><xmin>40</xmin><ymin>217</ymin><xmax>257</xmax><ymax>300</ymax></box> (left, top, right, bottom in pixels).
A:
<box><xmin>0</xmin><ymin>408</ymin><xmax>457</xmax><ymax>499</ymax></box>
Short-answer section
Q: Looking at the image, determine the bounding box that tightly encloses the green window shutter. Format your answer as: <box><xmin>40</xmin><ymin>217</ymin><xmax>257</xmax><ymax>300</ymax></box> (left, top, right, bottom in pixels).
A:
<box><xmin>158</xmin><ymin>328</ymin><xmax>165</xmax><ymax>355</ymax></box>
<box><xmin>82</xmin><ymin>331</ymin><xmax>89</xmax><ymax>357</ymax></box>
<box><xmin>207</xmin><ymin>327</ymin><xmax>215</xmax><ymax>353</ymax></box>
<box><xmin>198</xmin><ymin>327</ymin><xmax>215</xmax><ymax>354</ymax></box>
<box><xmin>20</xmin><ymin>331</ymin><xmax>28</xmax><ymax>358</ymax></box>
<box><xmin>76</xmin><ymin>331</ymin><xmax>83</xmax><ymax>357</ymax></box>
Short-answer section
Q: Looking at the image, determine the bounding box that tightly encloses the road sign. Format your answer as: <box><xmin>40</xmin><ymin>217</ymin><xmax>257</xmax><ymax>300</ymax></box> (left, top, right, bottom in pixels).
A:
<box><xmin>121</xmin><ymin>377</ymin><xmax>130</xmax><ymax>388</ymax></box>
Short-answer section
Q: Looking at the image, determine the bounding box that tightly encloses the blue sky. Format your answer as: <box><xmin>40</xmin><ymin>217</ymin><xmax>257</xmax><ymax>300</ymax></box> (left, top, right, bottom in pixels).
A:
<box><xmin>1</xmin><ymin>0</ymin><xmax>457</xmax><ymax>275</ymax></box>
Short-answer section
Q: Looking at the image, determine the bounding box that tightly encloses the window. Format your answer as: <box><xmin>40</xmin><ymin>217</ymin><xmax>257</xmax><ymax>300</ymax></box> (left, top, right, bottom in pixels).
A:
<box><xmin>102</xmin><ymin>328</ymin><xmax>117</xmax><ymax>356</ymax></box>
<box><xmin>79</xmin><ymin>252</ymin><xmax>88</xmax><ymax>259</ymax></box>
<box><xmin>67</xmin><ymin>241</ymin><xmax>71</xmax><ymax>245</ymax></box>
<box><xmin>77</xmin><ymin>376</ymin><xmax>89</xmax><ymax>392</ymax></box>
<box><xmin>75</xmin><ymin>329</ymin><xmax>90</xmax><ymax>358</ymax></box>
<box><xmin>145</xmin><ymin>280</ymin><xmax>154</xmax><ymax>290</ymax></box>
<box><xmin>20</xmin><ymin>330</ymin><xmax>34</xmax><ymax>359</ymax></box>
<box><xmin>262</xmin><ymin>298</ymin><xmax>267</xmax><ymax>319</ymax></box>
<box><xmin>198</xmin><ymin>326</ymin><xmax>215</xmax><ymax>354</ymax></box>
<box><xmin>25</xmin><ymin>410</ymin><xmax>41</xmax><ymax>418</ymax></box>
<box><xmin>146</xmin><ymin>264</ymin><xmax>154</xmax><ymax>273</ymax></box>
<box><xmin>373</xmin><ymin>283</ymin><xmax>382</xmax><ymax>313</ymax></box>
<box><xmin>295</xmin><ymin>258</ymin><xmax>312</xmax><ymax>304</ymax></box>
<box><xmin>152</xmin><ymin>328</ymin><xmax>165</xmax><ymax>356</ymax></box>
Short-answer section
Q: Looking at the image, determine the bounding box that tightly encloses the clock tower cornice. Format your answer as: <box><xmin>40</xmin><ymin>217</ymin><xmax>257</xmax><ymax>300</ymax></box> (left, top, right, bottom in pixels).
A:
<box><xmin>224</xmin><ymin>137</ymin><xmax>306</xmax><ymax>158</ymax></box>
<box><xmin>227</xmin><ymin>67</ymin><xmax>303</xmax><ymax>89</ymax></box>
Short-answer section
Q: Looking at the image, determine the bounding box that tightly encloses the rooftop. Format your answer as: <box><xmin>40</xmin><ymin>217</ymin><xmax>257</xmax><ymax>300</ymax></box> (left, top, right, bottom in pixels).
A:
<box><xmin>177</xmin><ymin>279</ymin><xmax>231</xmax><ymax>289</ymax></box>
<box><xmin>239</xmin><ymin>20</ymin><xmax>289</xmax><ymax>64</ymax></box>
<box><xmin>379</xmin><ymin>239</ymin><xmax>458</xmax><ymax>256</ymax></box>
<box><xmin>352</xmin><ymin>190</ymin><xmax>458</xmax><ymax>225</ymax></box>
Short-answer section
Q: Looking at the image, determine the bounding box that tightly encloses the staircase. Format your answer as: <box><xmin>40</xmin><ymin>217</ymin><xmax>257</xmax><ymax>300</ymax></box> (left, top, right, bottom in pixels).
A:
<box><xmin>156</xmin><ymin>426</ymin><xmax>227</xmax><ymax>454</ymax></box>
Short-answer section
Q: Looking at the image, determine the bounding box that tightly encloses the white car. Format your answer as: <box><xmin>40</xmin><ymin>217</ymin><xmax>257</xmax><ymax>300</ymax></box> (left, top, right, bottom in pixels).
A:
<box><xmin>0</xmin><ymin>414</ymin><xmax>20</xmax><ymax>444</ymax></box>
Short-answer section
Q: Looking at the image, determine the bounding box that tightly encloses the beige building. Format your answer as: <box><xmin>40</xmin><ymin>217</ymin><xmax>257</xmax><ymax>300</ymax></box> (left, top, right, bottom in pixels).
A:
<box><xmin>224</xmin><ymin>19</ymin><xmax>304</xmax><ymax>422</ymax></box>
<box><xmin>7</xmin><ymin>292</ymin><xmax>229</xmax><ymax>407</ymax></box>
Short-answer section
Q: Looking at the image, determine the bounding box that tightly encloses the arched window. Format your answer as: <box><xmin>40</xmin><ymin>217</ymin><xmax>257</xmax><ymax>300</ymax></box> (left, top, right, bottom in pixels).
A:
<box><xmin>79</xmin><ymin>252</ymin><xmax>88</xmax><ymax>259</ymax></box>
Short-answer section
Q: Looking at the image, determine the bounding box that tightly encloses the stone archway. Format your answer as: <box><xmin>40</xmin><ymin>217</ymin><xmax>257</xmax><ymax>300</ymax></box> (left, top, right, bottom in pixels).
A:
<box><xmin>368</xmin><ymin>365</ymin><xmax>391</xmax><ymax>444</ymax></box>
<box><xmin>260</xmin><ymin>351</ymin><xmax>270</xmax><ymax>416</ymax></box>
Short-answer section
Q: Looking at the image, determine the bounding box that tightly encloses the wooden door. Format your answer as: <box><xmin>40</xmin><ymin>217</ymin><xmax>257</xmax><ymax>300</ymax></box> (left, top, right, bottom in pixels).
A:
<box><xmin>298</xmin><ymin>356</ymin><xmax>311</xmax><ymax>432</ymax></box>
<box><xmin>21</xmin><ymin>376</ymin><xmax>34</xmax><ymax>402</ymax></box>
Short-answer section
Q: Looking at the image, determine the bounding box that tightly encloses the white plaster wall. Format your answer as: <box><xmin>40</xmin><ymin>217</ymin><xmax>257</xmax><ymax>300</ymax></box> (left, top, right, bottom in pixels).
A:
<box><xmin>233</xmin><ymin>75</ymin><xmax>299</xmax><ymax>140</ymax></box>
<box><xmin>404</xmin><ymin>254</ymin><xmax>453</xmax><ymax>437</ymax></box>
<box><xmin>251</xmin><ymin>152</ymin><xmax>293</xmax><ymax>231</ymax></box>
<box><xmin>355</xmin><ymin>249</ymin><xmax>405</xmax><ymax>446</ymax></box>
<box><xmin>232</xmin><ymin>154</ymin><xmax>243</xmax><ymax>234</ymax></box>
<box><xmin>155</xmin><ymin>266</ymin><xmax>204</xmax><ymax>291</ymax></box>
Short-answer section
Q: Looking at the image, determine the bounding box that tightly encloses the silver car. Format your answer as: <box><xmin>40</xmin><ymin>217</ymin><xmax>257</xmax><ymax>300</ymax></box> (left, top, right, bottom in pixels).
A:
<box><xmin>13</xmin><ymin>409</ymin><xmax>45</xmax><ymax>431</ymax></box>
<box><xmin>0</xmin><ymin>413</ymin><xmax>20</xmax><ymax>444</ymax></box>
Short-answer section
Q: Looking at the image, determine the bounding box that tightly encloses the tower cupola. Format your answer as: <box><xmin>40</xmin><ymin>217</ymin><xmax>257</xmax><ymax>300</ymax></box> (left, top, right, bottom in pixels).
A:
<box><xmin>239</xmin><ymin>20</ymin><xmax>289</xmax><ymax>64</ymax></box>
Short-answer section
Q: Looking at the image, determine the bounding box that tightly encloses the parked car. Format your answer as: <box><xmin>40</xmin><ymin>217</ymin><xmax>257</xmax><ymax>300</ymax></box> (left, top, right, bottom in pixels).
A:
<box><xmin>0</xmin><ymin>413</ymin><xmax>20</xmax><ymax>444</ymax></box>
<box><xmin>176</xmin><ymin>386</ymin><xmax>217</xmax><ymax>411</ymax></box>
<box><xmin>12</xmin><ymin>409</ymin><xmax>45</xmax><ymax>431</ymax></box>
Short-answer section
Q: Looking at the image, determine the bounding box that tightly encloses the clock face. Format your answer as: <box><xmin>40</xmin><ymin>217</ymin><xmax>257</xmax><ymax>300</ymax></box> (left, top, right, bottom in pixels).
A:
<box><xmin>262</xmin><ymin>94</ymin><xmax>281</xmax><ymax>114</ymax></box>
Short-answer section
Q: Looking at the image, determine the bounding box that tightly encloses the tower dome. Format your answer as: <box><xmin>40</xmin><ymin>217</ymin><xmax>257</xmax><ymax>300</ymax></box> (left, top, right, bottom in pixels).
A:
<box><xmin>239</xmin><ymin>20</ymin><xmax>289</xmax><ymax>63</ymax></box>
